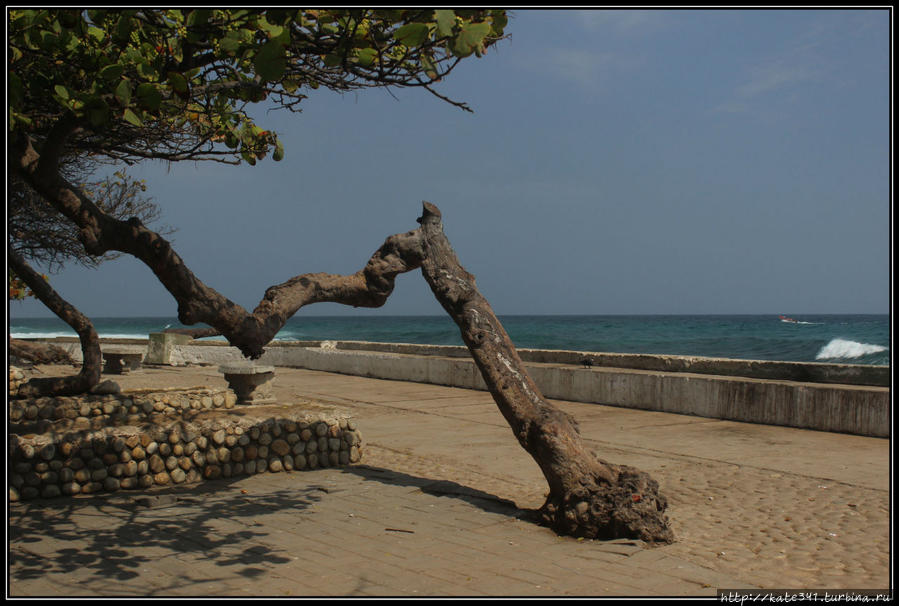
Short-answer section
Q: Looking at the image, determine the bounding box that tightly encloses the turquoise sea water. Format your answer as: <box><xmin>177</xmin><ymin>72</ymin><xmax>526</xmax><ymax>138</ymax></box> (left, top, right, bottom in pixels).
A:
<box><xmin>7</xmin><ymin>314</ymin><xmax>890</xmax><ymax>366</ymax></box>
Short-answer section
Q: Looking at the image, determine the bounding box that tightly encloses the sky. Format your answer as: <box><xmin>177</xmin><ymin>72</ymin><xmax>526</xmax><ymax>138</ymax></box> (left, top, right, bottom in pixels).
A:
<box><xmin>8</xmin><ymin>8</ymin><xmax>892</xmax><ymax>319</ymax></box>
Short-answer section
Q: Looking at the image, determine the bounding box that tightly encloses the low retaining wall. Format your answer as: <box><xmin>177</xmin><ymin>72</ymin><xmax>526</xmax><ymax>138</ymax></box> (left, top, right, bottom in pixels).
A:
<box><xmin>8</xmin><ymin>367</ymin><xmax>364</xmax><ymax>502</ymax></box>
<box><xmin>24</xmin><ymin>338</ymin><xmax>891</xmax><ymax>437</ymax></box>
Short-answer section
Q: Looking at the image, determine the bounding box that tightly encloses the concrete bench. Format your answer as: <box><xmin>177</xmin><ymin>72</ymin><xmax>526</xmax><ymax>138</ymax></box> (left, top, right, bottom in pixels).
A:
<box><xmin>102</xmin><ymin>349</ymin><xmax>144</xmax><ymax>374</ymax></box>
<box><xmin>219</xmin><ymin>364</ymin><xmax>276</xmax><ymax>405</ymax></box>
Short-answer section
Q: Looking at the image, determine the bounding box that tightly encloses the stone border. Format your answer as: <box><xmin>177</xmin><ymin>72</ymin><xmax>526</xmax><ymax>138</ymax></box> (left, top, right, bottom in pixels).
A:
<box><xmin>9</xmin><ymin>412</ymin><xmax>363</xmax><ymax>502</ymax></box>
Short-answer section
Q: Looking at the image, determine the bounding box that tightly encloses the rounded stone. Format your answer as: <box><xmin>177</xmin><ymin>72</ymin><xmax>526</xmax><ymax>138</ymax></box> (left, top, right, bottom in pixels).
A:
<box><xmin>307</xmin><ymin>453</ymin><xmax>319</xmax><ymax>469</ymax></box>
<box><xmin>59</xmin><ymin>467</ymin><xmax>75</xmax><ymax>483</ymax></box>
<box><xmin>328</xmin><ymin>438</ymin><xmax>341</xmax><ymax>452</ymax></box>
<box><xmin>165</xmin><ymin>456</ymin><xmax>179</xmax><ymax>471</ymax></box>
<box><xmin>119</xmin><ymin>477</ymin><xmax>138</xmax><ymax>489</ymax></box>
<box><xmin>257</xmin><ymin>445</ymin><xmax>269</xmax><ymax>460</ymax></box>
<box><xmin>109</xmin><ymin>463</ymin><xmax>125</xmax><ymax>478</ymax></box>
<box><xmin>347</xmin><ymin>419</ymin><xmax>357</xmax><ymax>431</ymax></box>
<box><xmin>191</xmin><ymin>451</ymin><xmax>206</xmax><ymax>467</ymax></box>
<box><xmin>183</xmin><ymin>442</ymin><xmax>197</xmax><ymax>456</ymax></box>
<box><xmin>178</xmin><ymin>456</ymin><xmax>192</xmax><ymax>471</ymax></box>
<box><xmin>230</xmin><ymin>446</ymin><xmax>245</xmax><ymax>462</ymax></box>
<box><xmin>153</xmin><ymin>472</ymin><xmax>171</xmax><ymax>485</ymax></box>
<box><xmin>21</xmin><ymin>486</ymin><xmax>40</xmax><ymax>500</ymax></box>
<box><xmin>300</xmin><ymin>429</ymin><xmax>313</xmax><ymax>442</ymax></box>
<box><xmin>212</xmin><ymin>429</ymin><xmax>226</xmax><ymax>446</ymax></box>
<box><xmin>148</xmin><ymin>454</ymin><xmax>165</xmax><ymax>474</ymax></box>
<box><xmin>315</xmin><ymin>423</ymin><xmax>328</xmax><ymax>437</ymax></box>
<box><xmin>271</xmin><ymin>439</ymin><xmax>290</xmax><ymax>457</ymax></box>
<box><xmin>245</xmin><ymin>445</ymin><xmax>258</xmax><ymax>460</ymax></box>
<box><xmin>268</xmin><ymin>457</ymin><xmax>282</xmax><ymax>472</ymax></box>
<box><xmin>168</xmin><ymin>431</ymin><xmax>181</xmax><ymax>444</ymax></box>
<box><xmin>146</xmin><ymin>441</ymin><xmax>159</xmax><ymax>455</ymax></box>
<box><xmin>328</xmin><ymin>452</ymin><xmax>339</xmax><ymax>467</ymax></box>
<box><xmin>217</xmin><ymin>447</ymin><xmax>230</xmax><ymax>464</ymax></box>
<box><xmin>102</xmin><ymin>453</ymin><xmax>119</xmax><ymax>466</ymax></box>
<box><xmin>258</xmin><ymin>432</ymin><xmax>273</xmax><ymax>446</ymax></box>
<box><xmin>158</xmin><ymin>442</ymin><xmax>172</xmax><ymax>457</ymax></box>
<box><xmin>137</xmin><ymin>460</ymin><xmax>149</xmax><ymax>475</ymax></box>
<box><xmin>123</xmin><ymin>460</ymin><xmax>138</xmax><ymax>477</ymax></box>
<box><xmin>339</xmin><ymin>451</ymin><xmax>349</xmax><ymax>465</ymax></box>
<box><xmin>131</xmin><ymin>446</ymin><xmax>146</xmax><ymax>461</ymax></box>
<box><xmin>222</xmin><ymin>463</ymin><xmax>232</xmax><ymax>478</ymax></box>
<box><xmin>119</xmin><ymin>449</ymin><xmax>133</xmax><ymax>463</ymax></box>
<box><xmin>203</xmin><ymin>465</ymin><xmax>222</xmax><ymax>480</ymax></box>
<box><xmin>41</xmin><ymin>484</ymin><xmax>61</xmax><ymax>499</ymax></box>
<box><xmin>349</xmin><ymin>446</ymin><xmax>361</xmax><ymax>463</ymax></box>
<box><xmin>225</xmin><ymin>435</ymin><xmax>238</xmax><ymax>448</ymax></box>
<box><xmin>305</xmin><ymin>441</ymin><xmax>318</xmax><ymax>454</ymax></box>
<box><xmin>195</xmin><ymin>436</ymin><xmax>208</xmax><ymax>450</ymax></box>
<box><xmin>318</xmin><ymin>437</ymin><xmax>329</xmax><ymax>453</ymax></box>
<box><xmin>91</xmin><ymin>468</ymin><xmax>108</xmax><ymax>482</ymax></box>
<box><xmin>205</xmin><ymin>449</ymin><xmax>219</xmax><ymax>465</ymax></box>
<box><xmin>104</xmin><ymin>477</ymin><xmax>121</xmax><ymax>492</ymax></box>
<box><xmin>39</xmin><ymin>443</ymin><xmax>56</xmax><ymax>461</ymax></box>
<box><xmin>244</xmin><ymin>460</ymin><xmax>257</xmax><ymax>474</ymax></box>
<box><xmin>286</xmin><ymin>433</ymin><xmax>300</xmax><ymax>445</ymax></box>
<box><xmin>20</xmin><ymin>443</ymin><xmax>36</xmax><ymax>459</ymax></box>
<box><xmin>61</xmin><ymin>482</ymin><xmax>81</xmax><ymax>495</ymax></box>
<box><xmin>283</xmin><ymin>456</ymin><xmax>294</xmax><ymax>471</ymax></box>
<box><xmin>81</xmin><ymin>481</ymin><xmax>103</xmax><ymax>494</ymax></box>
<box><xmin>73</xmin><ymin>469</ymin><xmax>91</xmax><ymax>484</ymax></box>
<box><xmin>40</xmin><ymin>470</ymin><xmax>59</xmax><ymax>485</ymax></box>
<box><xmin>237</xmin><ymin>434</ymin><xmax>250</xmax><ymax>447</ymax></box>
<box><xmin>170</xmin><ymin>468</ymin><xmax>186</xmax><ymax>484</ymax></box>
<box><xmin>88</xmin><ymin>457</ymin><xmax>105</xmax><ymax>470</ymax></box>
<box><xmin>9</xmin><ymin>487</ymin><xmax>20</xmax><ymax>502</ymax></box>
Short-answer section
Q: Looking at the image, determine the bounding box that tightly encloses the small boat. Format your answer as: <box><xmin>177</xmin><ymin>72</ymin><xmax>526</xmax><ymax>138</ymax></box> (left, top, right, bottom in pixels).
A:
<box><xmin>779</xmin><ymin>315</ymin><xmax>798</xmax><ymax>324</ymax></box>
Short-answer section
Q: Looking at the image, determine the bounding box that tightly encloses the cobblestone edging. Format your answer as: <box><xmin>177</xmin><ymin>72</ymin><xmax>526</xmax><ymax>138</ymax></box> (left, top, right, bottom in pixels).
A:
<box><xmin>8</xmin><ymin>368</ymin><xmax>364</xmax><ymax>502</ymax></box>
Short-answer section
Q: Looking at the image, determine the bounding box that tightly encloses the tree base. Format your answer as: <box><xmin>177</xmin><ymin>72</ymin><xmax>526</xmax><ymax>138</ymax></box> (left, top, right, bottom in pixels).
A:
<box><xmin>537</xmin><ymin>462</ymin><xmax>675</xmax><ymax>545</ymax></box>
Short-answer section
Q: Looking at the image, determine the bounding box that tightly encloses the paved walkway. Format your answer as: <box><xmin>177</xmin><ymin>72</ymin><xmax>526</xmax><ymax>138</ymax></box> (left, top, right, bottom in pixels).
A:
<box><xmin>7</xmin><ymin>366</ymin><xmax>892</xmax><ymax>597</ymax></box>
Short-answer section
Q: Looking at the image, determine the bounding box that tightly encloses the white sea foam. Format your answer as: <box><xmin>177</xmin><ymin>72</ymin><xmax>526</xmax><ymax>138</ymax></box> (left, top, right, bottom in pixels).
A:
<box><xmin>816</xmin><ymin>338</ymin><xmax>887</xmax><ymax>360</ymax></box>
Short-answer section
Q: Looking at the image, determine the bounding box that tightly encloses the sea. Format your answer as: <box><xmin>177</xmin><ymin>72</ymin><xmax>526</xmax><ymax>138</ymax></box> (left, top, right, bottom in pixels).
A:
<box><xmin>7</xmin><ymin>314</ymin><xmax>891</xmax><ymax>367</ymax></box>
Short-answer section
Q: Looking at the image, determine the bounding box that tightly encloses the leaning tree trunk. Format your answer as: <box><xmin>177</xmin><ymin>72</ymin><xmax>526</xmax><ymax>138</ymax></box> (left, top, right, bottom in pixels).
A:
<box><xmin>12</xmin><ymin>128</ymin><xmax>673</xmax><ymax>541</ymax></box>
<box><xmin>417</xmin><ymin>203</ymin><xmax>674</xmax><ymax>543</ymax></box>
<box><xmin>8</xmin><ymin>246</ymin><xmax>102</xmax><ymax>397</ymax></box>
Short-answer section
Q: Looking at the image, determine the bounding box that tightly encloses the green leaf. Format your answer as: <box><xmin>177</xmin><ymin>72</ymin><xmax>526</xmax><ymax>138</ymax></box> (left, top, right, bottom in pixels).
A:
<box><xmin>434</xmin><ymin>9</ymin><xmax>455</xmax><ymax>37</ymax></box>
<box><xmin>272</xmin><ymin>139</ymin><xmax>284</xmax><ymax>161</ymax></box>
<box><xmin>87</xmin><ymin>25</ymin><xmax>105</xmax><ymax>43</ymax></box>
<box><xmin>136</xmin><ymin>82</ymin><xmax>162</xmax><ymax>111</ymax></box>
<box><xmin>167</xmin><ymin>71</ymin><xmax>189</xmax><ymax>94</ymax></box>
<box><xmin>114</xmin><ymin>79</ymin><xmax>132</xmax><ymax>106</ymax></box>
<box><xmin>451</xmin><ymin>22</ymin><xmax>490</xmax><ymax>58</ymax></box>
<box><xmin>8</xmin><ymin>73</ymin><xmax>23</xmax><ymax>107</ymax></box>
<box><xmin>254</xmin><ymin>39</ymin><xmax>287</xmax><ymax>81</ymax></box>
<box><xmin>53</xmin><ymin>84</ymin><xmax>70</xmax><ymax>100</ymax></box>
<box><xmin>395</xmin><ymin>22</ymin><xmax>429</xmax><ymax>47</ymax></box>
<box><xmin>323</xmin><ymin>53</ymin><xmax>342</xmax><ymax>67</ymax></box>
<box><xmin>123</xmin><ymin>108</ymin><xmax>142</xmax><ymax>126</ymax></box>
<box><xmin>353</xmin><ymin>47</ymin><xmax>377</xmax><ymax>67</ymax></box>
<box><xmin>99</xmin><ymin>63</ymin><xmax>125</xmax><ymax>81</ymax></box>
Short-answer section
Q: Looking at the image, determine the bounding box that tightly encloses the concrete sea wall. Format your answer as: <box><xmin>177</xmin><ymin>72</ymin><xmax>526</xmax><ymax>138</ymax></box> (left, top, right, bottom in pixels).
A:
<box><xmin>31</xmin><ymin>337</ymin><xmax>891</xmax><ymax>438</ymax></box>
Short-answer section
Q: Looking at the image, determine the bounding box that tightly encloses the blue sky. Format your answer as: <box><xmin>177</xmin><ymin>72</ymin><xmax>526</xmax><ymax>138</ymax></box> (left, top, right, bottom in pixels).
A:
<box><xmin>9</xmin><ymin>8</ymin><xmax>891</xmax><ymax>319</ymax></box>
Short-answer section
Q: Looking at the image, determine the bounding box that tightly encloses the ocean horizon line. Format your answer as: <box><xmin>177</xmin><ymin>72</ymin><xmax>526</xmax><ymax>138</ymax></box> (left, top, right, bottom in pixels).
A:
<box><xmin>7</xmin><ymin>312</ymin><xmax>889</xmax><ymax>320</ymax></box>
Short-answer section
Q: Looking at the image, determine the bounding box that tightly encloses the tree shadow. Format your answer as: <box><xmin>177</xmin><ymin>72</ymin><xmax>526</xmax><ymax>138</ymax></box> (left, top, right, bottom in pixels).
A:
<box><xmin>8</xmin><ymin>477</ymin><xmax>324</xmax><ymax>594</ymax></box>
<box><xmin>339</xmin><ymin>464</ymin><xmax>539</xmax><ymax>521</ymax></box>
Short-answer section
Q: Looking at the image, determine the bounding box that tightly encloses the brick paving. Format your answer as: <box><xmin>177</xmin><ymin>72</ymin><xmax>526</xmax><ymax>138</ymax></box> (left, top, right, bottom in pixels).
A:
<box><xmin>8</xmin><ymin>367</ymin><xmax>890</xmax><ymax>597</ymax></box>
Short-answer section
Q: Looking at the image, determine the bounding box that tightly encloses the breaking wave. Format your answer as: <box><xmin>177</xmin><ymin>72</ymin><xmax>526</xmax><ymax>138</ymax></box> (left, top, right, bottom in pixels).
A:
<box><xmin>815</xmin><ymin>338</ymin><xmax>888</xmax><ymax>360</ymax></box>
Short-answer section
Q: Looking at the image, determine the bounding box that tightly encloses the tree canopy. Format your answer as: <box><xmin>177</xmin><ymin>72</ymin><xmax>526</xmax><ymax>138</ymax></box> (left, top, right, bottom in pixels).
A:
<box><xmin>8</xmin><ymin>9</ymin><xmax>508</xmax><ymax>167</ymax></box>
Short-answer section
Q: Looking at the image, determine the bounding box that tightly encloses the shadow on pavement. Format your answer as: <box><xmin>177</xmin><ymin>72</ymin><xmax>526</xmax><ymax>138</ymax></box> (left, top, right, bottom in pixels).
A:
<box><xmin>8</xmin><ymin>479</ymin><xmax>323</xmax><ymax>592</ymax></box>
<box><xmin>341</xmin><ymin>464</ymin><xmax>535</xmax><ymax>520</ymax></box>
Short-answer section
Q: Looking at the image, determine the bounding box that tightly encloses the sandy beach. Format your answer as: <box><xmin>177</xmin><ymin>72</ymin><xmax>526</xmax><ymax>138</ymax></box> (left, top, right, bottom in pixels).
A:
<box><xmin>8</xmin><ymin>362</ymin><xmax>891</xmax><ymax>595</ymax></box>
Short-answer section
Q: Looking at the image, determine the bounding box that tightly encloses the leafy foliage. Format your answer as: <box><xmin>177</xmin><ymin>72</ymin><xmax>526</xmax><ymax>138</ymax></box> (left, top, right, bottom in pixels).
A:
<box><xmin>9</xmin><ymin>9</ymin><xmax>508</xmax><ymax>166</ymax></box>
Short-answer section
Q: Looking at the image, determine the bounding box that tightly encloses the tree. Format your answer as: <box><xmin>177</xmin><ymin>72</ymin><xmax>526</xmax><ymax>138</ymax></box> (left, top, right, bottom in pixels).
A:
<box><xmin>8</xmin><ymin>9</ymin><xmax>674</xmax><ymax>543</ymax></box>
<box><xmin>9</xmin><ymin>166</ymin><xmax>168</xmax><ymax>373</ymax></box>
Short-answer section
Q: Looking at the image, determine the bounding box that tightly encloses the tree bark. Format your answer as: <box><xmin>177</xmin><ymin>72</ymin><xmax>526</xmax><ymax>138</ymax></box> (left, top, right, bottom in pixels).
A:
<box><xmin>416</xmin><ymin>203</ymin><xmax>674</xmax><ymax>543</ymax></box>
<box><xmin>8</xmin><ymin>246</ymin><xmax>102</xmax><ymax>397</ymax></box>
